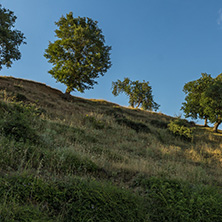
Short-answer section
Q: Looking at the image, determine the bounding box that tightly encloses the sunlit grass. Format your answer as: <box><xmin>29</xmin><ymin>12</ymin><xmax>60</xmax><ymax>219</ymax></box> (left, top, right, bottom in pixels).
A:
<box><xmin>0</xmin><ymin>76</ymin><xmax>222</xmax><ymax>221</ymax></box>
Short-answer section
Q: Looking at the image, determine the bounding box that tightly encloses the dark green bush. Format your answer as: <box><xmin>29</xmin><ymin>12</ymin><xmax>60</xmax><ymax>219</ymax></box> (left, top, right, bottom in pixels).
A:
<box><xmin>0</xmin><ymin>102</ymin><xmax>39</xmax><ymax>143</ymax></box>
<box><xmin>168</xmin><ymin>118</ymin><xmax>194</xmax><ymax>141</ymax></box>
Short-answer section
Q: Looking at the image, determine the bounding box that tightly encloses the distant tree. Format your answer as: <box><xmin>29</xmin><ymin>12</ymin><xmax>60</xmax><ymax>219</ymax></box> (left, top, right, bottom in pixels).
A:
<box><xmin>0</xmin><ymin>4</ymin><xmax>26</xmax><ymax>70</ymax></box>
<box><xmin>181</xmin><ymin>73</ymin><xmax>213</xmax><ymax>127</ymax></box>
<box><xmin>112</xmin><ymin>78</ymin><xmax>160</xmax><ymax>111</ymax></box>
<box><xmin>200</xmin><ymin>75</ymin><xmax>222</xmax><ymax>132</ymax></box>
<box><xmin>44</xmin><ymin>12</ymin><xmax>112</xmax><ymax>94</ymax></box>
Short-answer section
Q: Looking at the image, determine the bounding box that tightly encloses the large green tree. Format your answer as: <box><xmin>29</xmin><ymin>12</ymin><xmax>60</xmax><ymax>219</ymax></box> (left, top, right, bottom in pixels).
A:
<box><xmin>181</xmin><ymin>73</ymin><xmax>213</xmax><ymax>127</ymax></box>
<box><xmin>112</xmin><ymin>78</ymin><xmax>160</xmax><ymax>111</ymax></box>
<box><xmin>0</xmin><ymin>4</ymin><xmax>26</xmax><ymax>70</ymax></box>
<box><xmin>200</xmin><ymin>76</ymin><xmax>222</xmax><ymax>132</ymax></box>
<box><xmin>44</xmin><ymin>12</ymin><xmax>112</xmax><ymax>94</ymax></box>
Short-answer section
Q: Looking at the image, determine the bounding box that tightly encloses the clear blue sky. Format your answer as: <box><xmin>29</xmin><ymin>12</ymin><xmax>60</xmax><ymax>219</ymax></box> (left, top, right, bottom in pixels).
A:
<box><xmin>1</xmin><ymin>0</ymin><xmax>222</xmax><ymax>124</ymax></box>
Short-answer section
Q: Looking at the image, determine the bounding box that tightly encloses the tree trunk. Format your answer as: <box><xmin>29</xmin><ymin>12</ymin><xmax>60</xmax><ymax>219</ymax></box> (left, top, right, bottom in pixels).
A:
<box><xmin>65</xmin><ymin>87</ymin><xmax>71</xmax><ymax>95</ymax></box>
<box><xmin>136</xmin><ymin>103</ymin><xmax>141</xmax><ymax>108</ymax></box>
<box><xmin>213</xmin><ymin>121</ymin><xmax>221</xmax><ymax>133</ymax></box>
<box><xmin>136</xmin><ymin>99</ymin><xmax>142</xmax><ymax>108</ymax></box>
<box><xmin>204</xmin><ymin>118</ymin><xmax>208</xmax><ymax>127</ymax></box>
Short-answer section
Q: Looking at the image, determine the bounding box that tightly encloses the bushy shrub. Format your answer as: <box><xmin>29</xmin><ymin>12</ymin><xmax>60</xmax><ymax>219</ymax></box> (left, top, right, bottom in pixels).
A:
<box><xmin>0</xmin><ymin>102</ymin><xmax>39</xmax><ymax>143</ymax></box>
<box><xmin>168</xmin><ymin>118</ymin><xmax>194</xmax><ymax>141</ymax></box>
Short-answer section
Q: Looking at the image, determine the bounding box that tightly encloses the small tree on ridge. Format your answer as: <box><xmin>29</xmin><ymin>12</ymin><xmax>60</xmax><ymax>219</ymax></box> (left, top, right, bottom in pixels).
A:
<box><xmin>181</xmin><ymin>73</ymin><xmax>213</xmax><ymax>127</ymax></box>
<box><xmin>182</xmin><ymin>73</ymin><xmax>222</xmax><ymax>132</ymax></box>
<box><xmin>200</xmin><ymin>75</ymin><xmax>222</xmax><ymax>132</ymax></box>
<box><xmin>112</xmin><ymin>78</ymin><xmax>160</xmax><ymax>111</ymax></box>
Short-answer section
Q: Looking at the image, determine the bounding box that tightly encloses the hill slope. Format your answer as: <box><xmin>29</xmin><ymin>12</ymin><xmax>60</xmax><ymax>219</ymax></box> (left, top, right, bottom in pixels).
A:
<box><xmin>0</xmin><ymin>76</ymin><xmax>222</xmax><ymax>221</ymax></box>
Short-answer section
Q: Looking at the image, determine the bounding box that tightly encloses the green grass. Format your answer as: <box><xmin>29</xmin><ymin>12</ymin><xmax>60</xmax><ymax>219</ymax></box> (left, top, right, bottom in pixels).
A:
<box><xmin>0</xmin><ymin>77</ymin><xmax>222</xmax><ymax>221</ymax></box>
<box><xmin>0</xmin><ymin>173</ymin><xmax>148</xmax><ymax>222</ymax></box>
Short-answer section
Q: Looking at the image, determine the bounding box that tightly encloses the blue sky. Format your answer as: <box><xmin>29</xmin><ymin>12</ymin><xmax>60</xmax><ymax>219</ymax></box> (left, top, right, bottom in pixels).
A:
<box><xmin>1</xmin><ymin>0</ymin><xmax>222</xmax><ymax>125</ymax></box>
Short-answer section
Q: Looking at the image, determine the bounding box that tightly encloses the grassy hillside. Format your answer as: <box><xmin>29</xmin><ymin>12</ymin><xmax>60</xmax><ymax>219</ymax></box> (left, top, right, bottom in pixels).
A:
<box><xmin>0</xmin><ymin>76</ymin><xmax>222</xmax><ymax>221</ymax></box>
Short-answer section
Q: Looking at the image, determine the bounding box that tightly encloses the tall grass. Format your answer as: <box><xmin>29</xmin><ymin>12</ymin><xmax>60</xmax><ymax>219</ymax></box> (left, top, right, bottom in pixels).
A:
<box><xmin>0</xmin><ymin>77</ymin><xmax>222</xmax><ymax>221</ymax></box>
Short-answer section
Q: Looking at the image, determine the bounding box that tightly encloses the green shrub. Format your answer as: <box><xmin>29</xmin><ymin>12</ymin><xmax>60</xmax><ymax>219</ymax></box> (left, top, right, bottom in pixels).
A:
<box><xmin>133</xmin><ymin>176</ymin><xmax>222</xmax><ymax>222</ymax></box>
<box><xmin>0</xmin><ymin>102</ymin><xmax>39</xmax><ymax>143</ymax></box>
<box><xmin>168</xmin><ymin>118</ymin><xmax>194</xmax><ymax>141</ymax></box>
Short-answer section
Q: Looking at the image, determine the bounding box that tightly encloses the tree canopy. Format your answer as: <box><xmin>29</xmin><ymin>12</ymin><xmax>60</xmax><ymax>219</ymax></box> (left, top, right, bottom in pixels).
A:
<box><xmin>44</xmin><ymin>12</ymin><xmax>112</xmax><ymax>94</ymax></box>
<box><xmin>0</xmin><ymin>4</ymin><xmax>26</xmax><ymax>70</ymax></box>
<box><xmin>181</xmin><ymin>73</ymin><xmax>213</xmax><ymax>126</ymax></box>
<box><xmin>182</xmin><ymin>73</ymin><xmax>222</xmax><ymax>132</ymax></box>
<box><xmin>112</xmin><ymin>78</ymin><xmax>160</xmax><ymax>111</ymax></box>
<box><xmin>200</xmin><ymin>76</ymin><xmax>222</xmax><ymax>132</ymax></box>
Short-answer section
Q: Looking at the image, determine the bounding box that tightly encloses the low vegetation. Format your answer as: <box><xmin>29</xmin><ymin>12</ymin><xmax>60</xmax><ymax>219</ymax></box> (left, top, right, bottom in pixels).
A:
<box><xmin>0</xmin><ymin>77</ymin><xmax>222</xmax><ymax>221</ymax></box>
<box><xmin>168</xmin><ymin>118</ymin><xmax>194</xmax><ymax>141</ymax></box>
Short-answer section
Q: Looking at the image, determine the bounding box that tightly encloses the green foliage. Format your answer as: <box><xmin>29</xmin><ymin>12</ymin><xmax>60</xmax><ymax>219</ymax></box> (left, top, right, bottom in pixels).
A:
<box><xmin>181</xmin><ymin>73</ymin><xmax>222</xmax><ymax>131</ymax></box>
<box><xmin>112</xmin><ymin>77</ymin><xmax>160</xmax><ymax>111</ymax></box>
<box><xmin>44</xmin><ymin>12</ymin><xmax>111</xmax><ymax>94</ymax></box>
<box><xmin>0</xmin><ymin>102</ymin><xmax>39</xmax><ymax>143</ymax></box>
<box><xmin>0</xmin><ymin>4</ymin><xmax>26</xmax><ymax>70</ymax></box>
<box><xmin>0</xmin><ymin>174</ymin><xmax>148</xmax><ymax>221</ymax></box>
<box><xmin>133</xmin><ymin>176</ymin><xmax>222</xmax><ymax>222</ymax></box>
<box><xmin>0</xmin><ymin>135</ymin><xmax>99</xmax><ymax>176</ymax></box>
<box><xmin>168</xmin><ymin>118</ymin><xmax>194</xmax><ymax>141</ymax></box>
<box><xmin>1</xmin><ymin>78</ymin><xmax>222</xmax><ymax>221</ymax></box>
<box><xmin>0</xmin><ymin>204</ymin><xmax>51</xmax><ymax>222</ymax></box>
<box><xmin>200</xmin><ymin>76</ymin><xmax>222</xmax><ymax>131</ymax></box>
<box><xmin>181</xmin><ymin>73</ymin><xmax>213</xmax><ymax>121</ymax></box>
